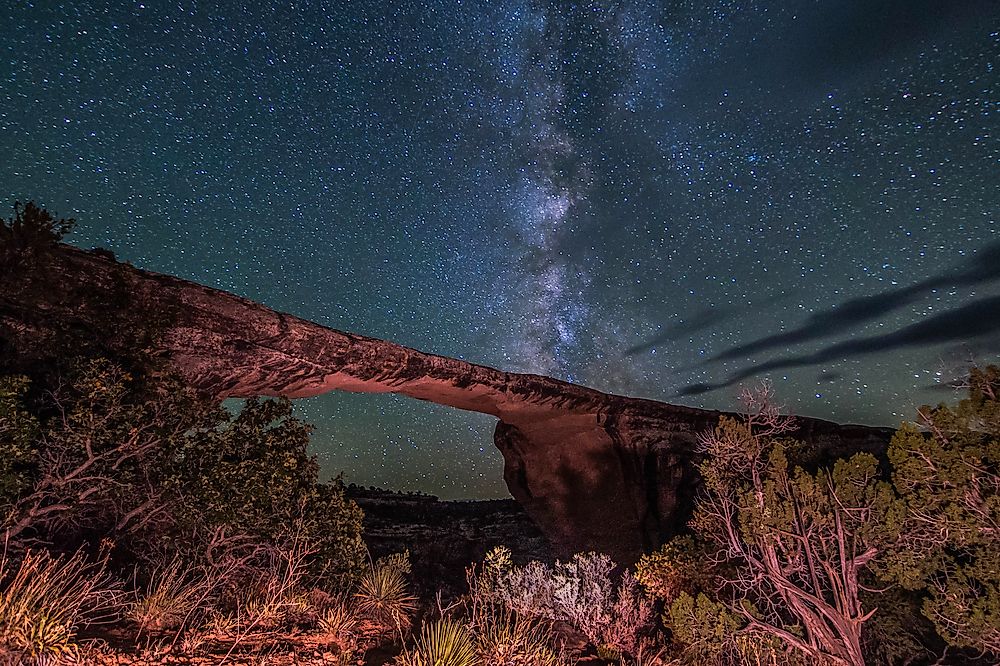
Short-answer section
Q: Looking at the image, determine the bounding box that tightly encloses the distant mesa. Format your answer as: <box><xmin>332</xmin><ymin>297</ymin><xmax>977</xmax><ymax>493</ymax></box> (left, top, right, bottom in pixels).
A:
<box><xmin>0</xmin><ymin>244</ymin><xmax>893</xmax><ymax>563</ymax></box>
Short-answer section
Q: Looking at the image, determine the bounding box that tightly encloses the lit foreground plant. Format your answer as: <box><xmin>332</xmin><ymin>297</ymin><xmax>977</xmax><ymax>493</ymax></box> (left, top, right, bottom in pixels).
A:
<box><xmin>490</xmin><ymin>550</ymin><xmax>655</xmax><ymax>659</ymax></box>
<box><xmin>0</xmin><ymin>550</ymin><xmax>122</xmax><ymax>661</ymax></box>
<box><xmin>128</xmin><ymin>557</ymin><xmax>207</xmax><ymax>633</ymax></box>
<box><xmin>395</xmin><ymin>617</ymin><xmax>477</xmax><ymax>666</ymax></box>
<box><xmin>452</xmin><ymin>547</ymin><xmax>566</xmax><ymax>666</ymax></box>
<box><xmin>643</xmin><ymin>385</ymin><xmax>892</xmax><ymax>666</ymax></box>
<box><xmin>882</xmin><ymin>364</ymin><xmax>1000</xmax><ymax>655</ymax></box>
<box><xmin>356</xmin><ymin>551</ymin><xmax>418</xmax><ymax>638</ymax></box>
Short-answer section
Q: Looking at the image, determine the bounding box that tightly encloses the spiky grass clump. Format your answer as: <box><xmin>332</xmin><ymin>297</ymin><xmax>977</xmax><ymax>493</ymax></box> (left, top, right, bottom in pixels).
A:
<box><xmin>476</xmin><ymin>612</ymin><xmax>563</xmax><ymax>666</ymax></box>
<box><xmin>318</xmin><ymin>595</ymin><xmax>361</xmax><ymax>665</ymax></box>
<box><xmin>0</xmin><ymin>550</ymin><xmax>121</xmax><ymax>660</ymax></box>
<box><xmin>319</xmin><ymin>595</ymin><xmax>357</xmax><ymax>639</ymax></box>
<box><xmin>356</xmin><ymin>552</ymin><xmax>417</xmax><ymax>634</ymax></box>
<box><xmin>396</xmin><ymin>618</ymin><xmax>477</xmax><ymax>666</ymax></box>
<box><xmin>128</xmin><ymin>558</ymin><xmax>206</xmax><ymax>632</ymax></box>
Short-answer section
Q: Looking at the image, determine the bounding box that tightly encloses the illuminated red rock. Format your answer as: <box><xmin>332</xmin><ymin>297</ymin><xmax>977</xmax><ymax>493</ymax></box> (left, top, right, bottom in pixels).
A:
<box><xmin>1</xmin><ymin>245</ymin><xmax>892</xmax><ymax>563</ymax></box>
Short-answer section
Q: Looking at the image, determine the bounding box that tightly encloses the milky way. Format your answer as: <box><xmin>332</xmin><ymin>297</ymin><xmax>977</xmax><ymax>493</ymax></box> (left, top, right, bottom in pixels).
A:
<box><xmin>2</xmin><ymin>1</ymin><xmax>997</xmax><ymax>497</ymax></box>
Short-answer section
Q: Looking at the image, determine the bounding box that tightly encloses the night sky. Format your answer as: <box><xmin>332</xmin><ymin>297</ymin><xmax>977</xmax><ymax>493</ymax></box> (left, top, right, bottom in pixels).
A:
<box><xmin>2</xmin><ymin>1</ymin><xmax>998</xmax><ymax>498</ymax></box>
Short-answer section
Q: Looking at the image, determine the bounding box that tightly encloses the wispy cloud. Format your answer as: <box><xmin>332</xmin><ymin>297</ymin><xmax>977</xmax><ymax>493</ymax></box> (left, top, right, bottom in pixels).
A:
<box><xmin>679</xmin><ymin>294</ymin><xmax>1000</xmax><ymax>397</ymax></box>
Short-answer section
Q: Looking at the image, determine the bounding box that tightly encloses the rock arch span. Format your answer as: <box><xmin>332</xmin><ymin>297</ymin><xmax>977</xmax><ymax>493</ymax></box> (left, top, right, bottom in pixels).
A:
<box><xmin>1</xmin><ymin>246</ymin><xmax>893</xmax><ymax>563</ymax></box>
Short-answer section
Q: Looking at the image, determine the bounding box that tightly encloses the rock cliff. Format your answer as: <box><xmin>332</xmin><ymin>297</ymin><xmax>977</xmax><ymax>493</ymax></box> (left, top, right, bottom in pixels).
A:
<box><xmin>1</xmin><ymin>245</ymin><xmax>893</xmax><ymax>563</ymax></box>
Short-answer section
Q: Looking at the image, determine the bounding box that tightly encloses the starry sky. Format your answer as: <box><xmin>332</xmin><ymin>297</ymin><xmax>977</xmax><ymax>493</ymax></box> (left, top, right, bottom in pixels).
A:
<box><xmin>2</xmin><ymin>1</ymin><xmax>998</xmax><ymax>498</ymax></box>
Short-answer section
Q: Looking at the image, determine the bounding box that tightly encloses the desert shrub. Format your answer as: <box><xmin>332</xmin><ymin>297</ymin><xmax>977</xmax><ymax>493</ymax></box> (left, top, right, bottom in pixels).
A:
<box><xmin>485</xmin><ymin>549</ymin><xmax>654</xmax><ymax>660</ymax></box>
<box><xmin>319</xmin><ymin>604</ymin><xmax>362</xmax><ymax>665</ymax></box>
<box><xmin>461</xmin><ymin>546</ymin><xmax>567</xmax><ymax>665</ymax></box>
<box><xmin>882</xmin><ymin>364</ymin><xmax>1000</xmax><ymax>657</ymax></box>
<box><xmin>0</xmin><ymin>550</ymin><xmax>122</xmax><ymax>661</ymax></box>
<box><xmin>216</xmin><ymin>537</ymin><xmax>318</xmax><ymax>636</ymax></box>
<box><xmin>474</xmin><ymin>608</ymin><xmax>563</xmax><ymax>666</ymax></box>
<box><xmin>319</xmin><ymin>593</ymin><xmax>358</xmax><ymax>639</ymax></box>
<box><xmin>356</xmin><ymin>551</ymin><xmax>418</xmax><ymax>636</ymax></box>
<box><xmin>160</xmin><ymin>394</ymin><xmax>367</xmax><ymax>587</ymax></box>
<box><xmin>635</xmin><ymin>535</ymin><xmax>715</xmax><ymax>605</ymax></box>
<box><xmin>0</xmin><ymin>376</ymin><xmax>38</xmax><ymax>507</ymax></box>
<box><xmin>665</xmin><ymin>592</ymin><xmax>740</xmax><ymax>664</ymax></box>
<box><xmin>396</xmin><ymin>617</ymin><xmax>477</xmax><ymax>666</ymax></box>
<box><xmin>669</xmin><ymin>385</ymin><xmax>892</xmax><ymax>665</ymax></box>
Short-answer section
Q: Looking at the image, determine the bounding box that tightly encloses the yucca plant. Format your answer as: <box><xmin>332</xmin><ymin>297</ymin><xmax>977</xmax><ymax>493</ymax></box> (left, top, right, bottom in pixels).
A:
<box><xmin>396</xmin><ymin>617</ymin><xmax>478</xmax><ymax>666</ymax></box>
<box><xmin>356</xmin><ymin>552</ymin><xmax>417</xmax><ymax>636</ymax></box>
<box><xmin>0</xmin><ymin>550</ymin><xmax>122</xmax><ymax>660</ymax></box>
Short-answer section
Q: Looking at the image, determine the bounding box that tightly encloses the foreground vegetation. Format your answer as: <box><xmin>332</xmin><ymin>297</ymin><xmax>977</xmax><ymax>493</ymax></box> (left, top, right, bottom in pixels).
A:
<box><xmin>1</xmin><ymin>203</ymin><xmax>998</xmax><ymax>664</ymax></box>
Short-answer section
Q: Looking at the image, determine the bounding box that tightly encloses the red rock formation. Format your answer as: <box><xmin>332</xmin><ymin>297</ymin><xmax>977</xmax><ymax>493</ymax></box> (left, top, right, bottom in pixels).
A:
<box><xmin>1</xmin><ymin>245</ymin><xmax>892</xmax><ymax>563</ymax></box>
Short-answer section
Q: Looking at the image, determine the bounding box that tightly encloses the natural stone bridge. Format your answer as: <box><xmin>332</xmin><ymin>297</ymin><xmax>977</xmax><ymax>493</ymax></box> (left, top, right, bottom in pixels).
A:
<box><xmin>1</xmin><ymin>245</ymin><xmax>893</xmax><ymax>563</ymax></box>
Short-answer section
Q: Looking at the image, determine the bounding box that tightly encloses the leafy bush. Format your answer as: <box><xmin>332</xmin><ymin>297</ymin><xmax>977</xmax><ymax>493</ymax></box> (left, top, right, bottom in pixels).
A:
<box><xmin>635</xmin><ymin>535</ymin><xmax>714</xmax><ymax>605</ymax></box>
<box><xmin>0</xmin><ymin>359</ymin><xmax>366</xmax><ymax>592</ymax></box>
<box><xmin>883</xmin><ymin>364</ymin><xmax>1000</xmax><ymax>656</ymax></box>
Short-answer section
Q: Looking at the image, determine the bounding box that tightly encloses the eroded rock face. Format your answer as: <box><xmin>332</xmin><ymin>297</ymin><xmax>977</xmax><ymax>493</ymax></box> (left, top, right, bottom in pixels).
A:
<box><xmin>1</xmin><ymin>245</ymin><xmax>894</xmax><ymax>563</ymax></box>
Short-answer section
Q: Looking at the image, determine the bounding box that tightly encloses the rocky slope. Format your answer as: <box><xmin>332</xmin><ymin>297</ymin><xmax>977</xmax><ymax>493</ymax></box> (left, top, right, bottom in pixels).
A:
<box><xmin>1</xmin><ymin>244</ymin><xmax>894</xmax><ymax>563</ymax></box>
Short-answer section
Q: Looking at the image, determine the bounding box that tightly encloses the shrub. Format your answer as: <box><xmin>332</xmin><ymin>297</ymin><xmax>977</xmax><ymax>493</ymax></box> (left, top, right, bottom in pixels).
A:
<box><xmin>883</xmin><ymin>364</ymin><xmax>1000</xmax><ymax>656</ymax></box>
<box><xmin>676</xmin><ymin>385</ymin><xmax>890</xmax><ymax>665</ymax></box>
<box><xmin>0</xmin><ymin>376</ymin><xmax>38</xmax><ymax>508</ymax></box>
<box><xmin>635</xmin><ymin>535</ymin><xmax>714</xmax><ymax>605</ymax></box>
<box><xmin>475</xmin><ymin>608</ymin><xmax>563</xmax><ymax>666</ymax></box>
<box><xmin>0</xmin><ymin>360</ymin><xmax>366</xmax><ymax>593</ymax></box>
<box><xmin>487</xmin><ymin>549</ymin><xmax>655</xmax><ymax>659</ymax></box>
<box><xmin>464</xmin><ymin>546</ymin><xmax>567</xmax><ymax>666</ymax></box>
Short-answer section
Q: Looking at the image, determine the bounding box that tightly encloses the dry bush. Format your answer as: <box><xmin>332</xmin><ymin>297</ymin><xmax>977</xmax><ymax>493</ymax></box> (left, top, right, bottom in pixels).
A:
<box><xmin>461</xmin><ymin>546</ymin><xmax>568</xmax><ymax>666</ymax></box>
<box><xmin>0</xmin><ymin>550</ymin><xmax>122</xmax><ymax>662</ymax></box>
<box><xmin>318</xmin><ymin>594</ymin><xmax>358</xmax><ymax>639</ymax></box>
<box><xmin>492</xmin><ymin>550</ymin><xmax>655</xmax><ymax>659</ymax></box>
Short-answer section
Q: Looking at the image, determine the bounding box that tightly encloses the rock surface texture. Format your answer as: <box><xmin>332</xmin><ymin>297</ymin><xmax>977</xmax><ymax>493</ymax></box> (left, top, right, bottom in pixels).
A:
<box><xmin>2</xmin><ymin>245</ymin><xmax>894</xmax><ymax>563</ymax></box>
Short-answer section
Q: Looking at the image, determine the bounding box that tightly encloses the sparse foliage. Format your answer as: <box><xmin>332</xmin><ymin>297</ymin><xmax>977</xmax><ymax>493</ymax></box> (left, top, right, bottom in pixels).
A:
<box><xmin>483</xmin><ymin>548</ymin><xmax>655</xmax><ymax>660</ymax></box>
<box><xmin>463</xmin><ymin>547</ymin><xmax>567</xmax><ymax>666</ymax></box>
<box><xmin>128</xmin><ymin>558</ymin><xmax>205</xmax><ymax>633</ymax></box>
